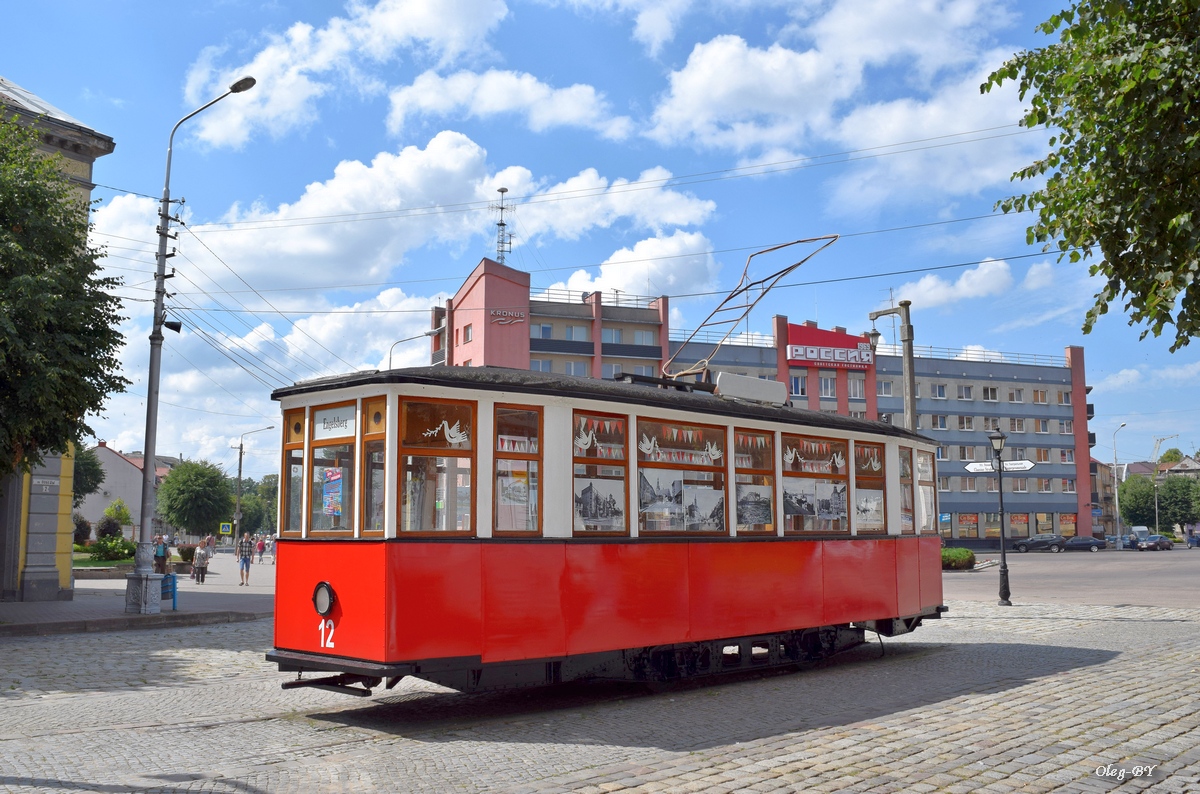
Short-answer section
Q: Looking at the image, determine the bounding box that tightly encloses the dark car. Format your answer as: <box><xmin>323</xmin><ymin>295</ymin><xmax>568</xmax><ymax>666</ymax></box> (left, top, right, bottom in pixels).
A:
<box><xmin>1014</xmin><ymin>533</ymin><xmax>1066</xmax><ymax>553</ymax></box>
<box><xmin>1138</xmin><ymin>534</ymin><xmax>1174</xmax><ymax>551</ymax></box>
<box><xmin>1187</xmin><ymin>534</ymin><xmax>1200</xmax><ymax>549</ymax></box>
<box><xmin>1064</xmin><ymin>535</ymin><xmax>1106</xmax><ymax>552</ymax></box>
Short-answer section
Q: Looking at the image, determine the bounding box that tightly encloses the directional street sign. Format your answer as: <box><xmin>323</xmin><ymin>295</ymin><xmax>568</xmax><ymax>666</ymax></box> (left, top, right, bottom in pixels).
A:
<box><xmin>963</xmin><ymin>460</ymin><xmax>1037</xmax><ymax>473</ymax></box>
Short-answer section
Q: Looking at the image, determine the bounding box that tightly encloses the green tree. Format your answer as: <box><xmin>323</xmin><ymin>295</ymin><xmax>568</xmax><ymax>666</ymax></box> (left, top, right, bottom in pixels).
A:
<box><xmin>238</xmin><ymin>492</ymin><xmax>265</xmax><ymax>534</ymax></box>
<box><xmin>1157</xmin><ymin>476</ymin><xmax>1200</xmax><ymax>532</ymax></box>
<box><xmin>71</xmin><ymin>446</ymin><xmax>105</xmax><ymax>508</ymax></box>
<box><xmin>1118</xmin><ymin>475</ymin><xmax>1156</xmax><ymax>527</ymax></box>
<box><xmin>156</xmin><ymin>460</ymin><xmax>233</xmax><ymax>536</ymax></box>
<box><xmin>1159</xmin><ymin>447</ymin><xmax>1184</xmax><ymax>465</ymax></box>
<box><xmin>982</xmin><ymin>2</ymin><xmax>1200</xmax><ymax>351</ymax></box>
<box><xmin>0</xmin><ymin>119</ymin><xmax>127</xmax><ymax>473</ymax></box>
<box><xmin>103</xmin><ymin>497</ymin><xmax>133</xmax><ymax>526</ymax></box>
<box><xmin>258</xmin><ymin>474</ymin><xmax>278</xmax><ymax>533</ymax></box>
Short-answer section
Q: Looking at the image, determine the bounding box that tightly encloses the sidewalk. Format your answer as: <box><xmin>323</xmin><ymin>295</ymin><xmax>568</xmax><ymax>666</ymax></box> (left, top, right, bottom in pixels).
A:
<box><xmin>0</xmin><ymin>550</ymin><xmax>275</xmax><ymax>638</ymax></box>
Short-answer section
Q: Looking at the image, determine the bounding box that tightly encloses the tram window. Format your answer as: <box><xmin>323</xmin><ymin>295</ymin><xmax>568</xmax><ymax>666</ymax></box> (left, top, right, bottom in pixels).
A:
<box><xmin>899</xmin><ymin>447</ymin><xmax>915</xmax><ymax>535</ymax></box>
<box><xmin>361</xmin><ymin>396</ymin><xmax>387</xmax><ymax>537</ymax></box>
<box><xmin>280</xmin><ymin>408</ymin><xmax>305</xmax><ymax>536</ymax></box>
<box><xmin>494</xmin><ymin>406</ymin><xmax>541</xmax><ymax>534</ymax></box>
<box><xmin>853</xmin><ymin>442</ymin><xmax>887</xmax><ymax>533</ymax></box>
<box><xmin>916</xmin><ymin>450</ymin><xmax>936</xmax><ymax>533</ymax></box>
<box><xmin>636</xmin><ymin>418</ymin><xmax>727</xmax><ymax>534</ymax></box>
<box><xmin>399</xmin><ymin>399</ymin><xmax>475</xmax><ymax>534</ymax></box>
<box><xmin>572</xmin><ymin>411</ymin><xmax>627</xmax><ymax>533</ymax></box>
<box><xmin>781</xmin><ymin>434</ymin><xmax>848</xmax><ymax>534</ymax></box>
<box><xmin>309</xmin><ymin>402</ymin><xmax>356</xmax><ymax>534</ymax></box>
<box><xmin>735</xmin><ymin>429</ymin><xmax>774</xmax><ymax>533</ymax></box>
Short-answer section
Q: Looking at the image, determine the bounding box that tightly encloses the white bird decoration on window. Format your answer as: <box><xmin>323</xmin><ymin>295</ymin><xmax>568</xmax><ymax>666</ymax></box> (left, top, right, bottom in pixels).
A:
<box><xmin>638</xmin><ymin>434</ymin><xmax>660</xmax><ymax>457</ymax></box>
<box><xmin>830</xmin><ymin>451</ymin><xmax>845</xmax><ymax>470</ymax></box>
<box><xmin>423</xmin><ymin>420</ymin><xmax>469</xmax><ymax>445</ymax></box>
<box><xmin>703</xmin><ymin>441</ymin><xmax>723</xmax><ymax>462</ymax></box>
<box><xmin>575</xmin><ymin>427</ymin><xmax>598</xmax><ymax>452</ymax></box>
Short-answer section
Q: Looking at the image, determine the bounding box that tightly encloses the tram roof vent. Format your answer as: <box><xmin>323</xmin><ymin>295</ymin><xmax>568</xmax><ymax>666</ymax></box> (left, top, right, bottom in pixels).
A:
<box><xmin>714</xmin><ymin>372</ymin><xmax>788</xmax><ymax>406</ymax></box>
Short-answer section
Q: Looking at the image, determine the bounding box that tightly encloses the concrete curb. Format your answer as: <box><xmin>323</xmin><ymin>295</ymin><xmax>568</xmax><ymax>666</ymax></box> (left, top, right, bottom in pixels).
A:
<box><xmin>0</xmin><ymin>610</ymin><xmax>274</xmax><ymax>638</ymax></box>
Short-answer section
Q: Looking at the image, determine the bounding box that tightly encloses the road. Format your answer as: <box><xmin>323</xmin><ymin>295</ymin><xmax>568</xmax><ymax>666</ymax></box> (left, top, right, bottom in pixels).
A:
<box><xmin>1</xmin><ymin>553</ymin><xmax>1199</xmax><ymax>792</ymax></box>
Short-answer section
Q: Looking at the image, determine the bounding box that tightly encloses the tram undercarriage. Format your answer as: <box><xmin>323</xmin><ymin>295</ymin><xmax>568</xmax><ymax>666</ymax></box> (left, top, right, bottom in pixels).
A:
<box><xmin>270</xmin><ymin>608</ymin><xmax>941</xmax><ymax>697</ymax></box>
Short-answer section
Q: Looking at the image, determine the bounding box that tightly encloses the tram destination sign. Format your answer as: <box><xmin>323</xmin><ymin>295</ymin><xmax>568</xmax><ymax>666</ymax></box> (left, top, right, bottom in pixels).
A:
<box><xmin>963</xmin><ymin>460</ymin><xmax>1036</xmax><ymax>473</ymax></box>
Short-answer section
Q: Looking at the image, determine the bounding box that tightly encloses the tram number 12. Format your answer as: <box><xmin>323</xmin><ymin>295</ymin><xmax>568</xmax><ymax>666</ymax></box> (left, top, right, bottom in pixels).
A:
<box><xmin>318</xmin><ymin>618</ymin><xmax>336</xmax><ymax>648</ymax></box>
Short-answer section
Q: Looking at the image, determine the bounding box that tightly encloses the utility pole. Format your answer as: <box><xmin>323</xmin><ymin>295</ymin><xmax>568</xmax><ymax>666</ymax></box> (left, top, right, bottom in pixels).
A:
<box><xmin>868</xmin><ymin>300</ymin><xmax>917</xmax><ymax>432</ymax></box>
<box><xmin>233</xmin><ymin>426</ymin><xmax>274</xmax><ymax>543</ymax></box>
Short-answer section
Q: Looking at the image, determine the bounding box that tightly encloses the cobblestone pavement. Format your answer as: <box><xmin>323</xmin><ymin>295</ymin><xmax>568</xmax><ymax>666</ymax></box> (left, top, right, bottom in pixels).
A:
<box><xmin>1</xmin><ymin>601</ymin><xmax>1198</xmax><ymax>793</ymax></box>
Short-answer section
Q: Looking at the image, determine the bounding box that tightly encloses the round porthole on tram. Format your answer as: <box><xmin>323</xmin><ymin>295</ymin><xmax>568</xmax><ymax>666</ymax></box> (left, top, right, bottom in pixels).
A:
<box><xmin>312</xmin><ymin>581</ymin><xmax>336</xmax><ymax>616</ymax></box>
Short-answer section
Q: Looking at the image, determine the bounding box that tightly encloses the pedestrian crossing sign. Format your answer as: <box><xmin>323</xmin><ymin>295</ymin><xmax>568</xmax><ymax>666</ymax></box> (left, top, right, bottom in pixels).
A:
<box><xmin>220</xmin><ymin>522</ymin><xmax>232</xmax><ymax>535</ymax></box>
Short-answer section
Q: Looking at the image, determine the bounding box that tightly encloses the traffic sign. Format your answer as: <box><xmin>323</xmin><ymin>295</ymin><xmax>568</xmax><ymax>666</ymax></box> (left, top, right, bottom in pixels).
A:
<box><xmin>220</xmin><ymin>522</ymin><xmax>233</xmax><ymax>535</ymax></box>
<box><xmin>963</xmin><ymin>460</ymin><xmax>1036</xmax><ymax>473</ymax></box>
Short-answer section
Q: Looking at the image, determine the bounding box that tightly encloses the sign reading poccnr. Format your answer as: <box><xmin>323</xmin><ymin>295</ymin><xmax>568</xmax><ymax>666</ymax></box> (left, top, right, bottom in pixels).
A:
<box><xmin>786</xmin><ymin>324</ymin><xmax>873</xmax><ymax>370</ymax></box>
<box><xmin>313</xmin><ymin>406</ymin><xmax>355</xmax><ymax>441</ymax></box>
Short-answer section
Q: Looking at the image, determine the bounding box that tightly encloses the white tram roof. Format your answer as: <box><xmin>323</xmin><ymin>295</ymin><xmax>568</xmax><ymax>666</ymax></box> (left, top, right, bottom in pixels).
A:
<box><xmin>272</xmin><ymin>366</ymin><xmax>933</xmax><ymax>445</ymax></box>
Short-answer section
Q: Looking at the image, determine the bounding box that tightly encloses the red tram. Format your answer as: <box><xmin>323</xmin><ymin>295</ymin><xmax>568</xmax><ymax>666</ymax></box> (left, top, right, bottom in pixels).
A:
<box><xmin>267</xmin><ymin>367</ymin><xmax>944</xmax><ymax>696</ymax></box>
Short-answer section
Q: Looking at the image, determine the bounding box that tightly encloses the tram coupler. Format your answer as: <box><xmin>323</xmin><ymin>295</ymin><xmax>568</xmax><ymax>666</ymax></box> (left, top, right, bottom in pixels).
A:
<box><xmin>282</xmin><ymin>673</ymin><xmax>382</xmax><ymax>697</ymax></box>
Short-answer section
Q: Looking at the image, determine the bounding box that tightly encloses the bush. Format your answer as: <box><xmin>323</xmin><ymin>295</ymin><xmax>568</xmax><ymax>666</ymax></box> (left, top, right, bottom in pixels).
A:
<box><xmin>942</xmin><ymin>547</ymin><xmax>976</xmax><ymax>570</ymax></box>
<box><xmin>72</xmin><ymin>513</ymin><xmax>92</xmax><ymax>545</ymax></box>
<box><xmin>177</xmin><ymin>544</ymin><xmax>197</xmax><ymax>564</ymax></box>
<box><xmin>95</xmin><ymin>515</ymin><xmax>122</xmax><ymax>539</ymax></box>
<box><xmin>88</xmin><ymin>534</ymin><xmax>136</xmax><ymax>561</ymax></box>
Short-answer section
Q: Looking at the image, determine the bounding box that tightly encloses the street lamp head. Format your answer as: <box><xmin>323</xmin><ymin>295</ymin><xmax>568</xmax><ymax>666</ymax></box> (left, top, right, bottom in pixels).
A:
<box><xmin>229</xmin><ymin>76</ymin><xmax>257</xmax><ymax>93</ymax></box>
<box><xmin>988</xmin><ymin>430</ymin><xmax>1007</xmax><ymax>453</ymax></box>
<box><xmin>1118</xmin><ymin>422</ymin><xmax>1127</xmax><ymax>430</ymax></box>
<box><xmin>866</xmin><ymin>327</ymin><xmax>882</xmax><ymax>349</ymax></box>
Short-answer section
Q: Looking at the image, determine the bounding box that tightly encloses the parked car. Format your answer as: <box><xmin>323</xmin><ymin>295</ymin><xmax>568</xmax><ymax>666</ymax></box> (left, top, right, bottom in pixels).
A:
<box><xmin>1064</xmin><ymin>535</ymin><xmax>1106</xmax><ymax>552</ymax></box>
<box><xmin>1138</xmin><ymin>534</ymin><xmax>1174</xmax><ymax>551</ymax></box>
<box><xmin>1187</xmin><ymin>534</ymin><xmax>1200</xmax><ymax>549</ymax></box>
<box><xmin>1014</xmin><ymin>533</ymin><xmax>1066</xmax><ymax>553</ymax></box>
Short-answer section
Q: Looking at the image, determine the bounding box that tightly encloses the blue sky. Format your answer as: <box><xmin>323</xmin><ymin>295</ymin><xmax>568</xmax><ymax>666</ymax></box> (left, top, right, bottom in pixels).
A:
<box><xmin>4</xmin><ymin>0</ymin><xmax>1196</xmax><ymax>479</ymax></box>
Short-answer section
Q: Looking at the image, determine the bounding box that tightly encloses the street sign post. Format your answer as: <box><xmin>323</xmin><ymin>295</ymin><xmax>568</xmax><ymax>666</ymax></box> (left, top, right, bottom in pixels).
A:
<box><xmin>963</xmin><ymin>460</ymin><xmax>1036</xmax><ymax>473</ymax></box>
<box><xmin>220</xmin><ymin>522</ymin><xmax>232</xmax><ymax>536</ymax></box>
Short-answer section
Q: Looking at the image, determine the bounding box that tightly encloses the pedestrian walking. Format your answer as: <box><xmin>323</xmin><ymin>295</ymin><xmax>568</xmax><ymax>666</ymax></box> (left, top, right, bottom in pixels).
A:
<box><xmin>152</xmin><ymin>535</ymin><xmax>169</xmax><ymax>575</ymax></box>
<box><xmin>236</xmin><ymin>532</ymin><xmax>254</xmax><ymax>586</ymax></box>
<box><xmin>206</xmin><ymin>534</ymin><xmax>216</xmax><ymax>558</ymax></box>
<box><xmin>267</xmin><ymin>535</ymin><xmax>275</xmax><ymax>564</ymax></box>
<box><xmin>192</xmin><ymin>543</ymin><xmax>209</xmax><ymax>584</ymax></box>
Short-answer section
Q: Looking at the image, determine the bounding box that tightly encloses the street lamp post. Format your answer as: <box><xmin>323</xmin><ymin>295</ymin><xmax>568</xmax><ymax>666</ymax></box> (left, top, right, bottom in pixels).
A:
<box><xmin>126</xmin><ymin>76</ymin><xmax>257</xmax><ymax>614</ymax></box>
<box><xmin>387</xmin><ymin>326</ymin><xmax>443</xmax><ymax>370</ymax></box>
<box><xmin>234</xmin><ymin>426</ymin><xmax>275</xmax><ymax>543</ymax></box>
<box><xmin>989</xmin><ymin>430</ymin><xmax>1012</xmax><ymax>606</ymax></box>
<box><xmin>868</xmin><ymin>300</ymin><xmax>916</xmax><ymax>432</ymax></box>
<box><xmin>1113</xmin><ymin>422</ymin><xmax>1126</xmax><ymax>551</ymax></box>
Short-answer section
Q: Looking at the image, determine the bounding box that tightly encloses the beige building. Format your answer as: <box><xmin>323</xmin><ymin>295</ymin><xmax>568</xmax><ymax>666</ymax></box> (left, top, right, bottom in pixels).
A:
<box><xmin>0</xmin><ymin>76</ymin><xmax>115</xmax><ymax>601</ymax></box>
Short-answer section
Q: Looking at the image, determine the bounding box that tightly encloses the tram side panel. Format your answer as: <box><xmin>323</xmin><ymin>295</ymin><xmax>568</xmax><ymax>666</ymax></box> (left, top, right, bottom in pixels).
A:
<box><xmin>385</xmin><ymin>542</ymin><xmax>483</xmax><ymax>661</ymax></box>
<box><xmin>481</xmin><ymin>543</ymin><xmax>568</xmax><ymax>663</ymax></box>
<box><xmin>687</xmin><ymin>541</ymin><xmax>824</xmax><ymax>640</ymax></box>
<box><xmin>563</xmin><ymin>543</ymin><xmax>692</xmax><ymax>657</ymax></box>
<box><xmin>895</xmin><ymin>538</ymin><xmax>922</xmax><ymax>617</ymax></box>
<box><xmin>918</xmin><ymin>535</ymin><xmax>944</xmax><ymax>610</ymax></box>
<box><xmin>820</xmin><ymin>539</ymin><xmax>899</xmax><ymax>625</ymax></box>
<box><xmin>274</xmin><ymin>540</ymin><xmax>390</xmax><ymax>663</ymax></box>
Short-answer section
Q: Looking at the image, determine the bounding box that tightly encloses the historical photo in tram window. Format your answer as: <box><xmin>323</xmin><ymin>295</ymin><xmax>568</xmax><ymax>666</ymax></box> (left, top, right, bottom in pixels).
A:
<box><xmin>735</xmin><ymin>483</ymin><xmax>773</xmax><ymax>527</ymax></box>
<box><xmin>573</xmin><ymin>473</ymin><xmax>625</xmax><ymax>531</ymax></box>
<box><xmin>683</xmin><ymin>485</ymin><xmax>725</xmax><ymax>532</ymax></box>
<box><xmin>638</xmin><ymin>468</ymin><xmax>683</xmax><ymax>530</ymax></box>
<box><xmin>783</xmin><ymin>479</ymin><xmax>847</xmax><ymax>530</ymax></box>
<box><xmin>496</xmin><ymin>460</ymin><xmax>538</xmax><ymax>532</ymax></box>
<box><xmin>855</xmin><ymin>488</ymin><xmax>885</xmax><ymax>531</ymax></box>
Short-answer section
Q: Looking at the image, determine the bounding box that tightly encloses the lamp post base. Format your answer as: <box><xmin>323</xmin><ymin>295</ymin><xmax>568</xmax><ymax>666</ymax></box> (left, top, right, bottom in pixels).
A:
<box><xmin>124</xmin><ymin>572</ymin><xmax>164</xmax><ymax>614</ymax></box>
<box><xmin>998</xmin><ymin>565</ymin><xmax>1012</xmax><ymax>607</ymax></box>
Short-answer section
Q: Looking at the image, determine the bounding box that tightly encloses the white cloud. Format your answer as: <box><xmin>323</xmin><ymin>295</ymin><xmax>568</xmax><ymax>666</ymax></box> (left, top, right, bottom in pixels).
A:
<box><xmin>952</xmin><ymin>344</ymin><xmax>1006</xmax><ymax>363</ymax></box>
<box><xmin>1092</xmin><ymin>368</ymin><xmax>1143</xmax><ymax>393</ymax></box>
<box><xmin>1156</xmin><ymin>360</ymin><xmax>1200</xmax><ymax>384</ymax></box>
<box><xmin>549</xmin><ymin>0</ymin><xmax>697</xmax><ymax>55</ymax></box>
<box><xmin>387</xmin><ymin>69</ymin><xmax>633</xmax><ymax>139</ymax></box>
<box><xmin>184</xmin><ymin>0</ymin><xmax>508</xmax><ymax>147</ymax></box>
<box><xmin>1022</xmin><ymin>261</ymin><xmax>1055</xmax><ymax>291</ymax></box>
<box><xmin>893</xmin><ymin>258</ymin><xmax>1012</xmax><ymax>309</ymax></box>
<box><xmin>647</xmin><ymin>0</ymin><xmax>1013</xmax><ymax>153</ymax></box>
<box><xmin>542</xmin><ymin>230</ymin><xmax>718</xmax><ymax>298</ymax></box>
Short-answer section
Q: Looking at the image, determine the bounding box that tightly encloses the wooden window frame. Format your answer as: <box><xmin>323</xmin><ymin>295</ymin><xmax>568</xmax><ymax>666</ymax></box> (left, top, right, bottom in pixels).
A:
<box><xmin>493</xmin><ymin>403</ymin><xmax>543</xmax><ymax>537</ymax></box>
<box><xmin>733</xmin><ymin>427</ymin><xmax>775</xmax><ymax>535</ymax></box>
<box><xmin>396</xmin><ymin>396</ymin><xmax>477</xmax><ymax>537</ymax></box>
<box><xmin>916</xmin><ymin>449</ymin><xmax>936</xmax><ymax>534</ymax></box>
<box><xmin>307</xmin><ymin>399</ymin><xmax>357</xmax><ymax>537</ymax></box>
<box><xmin>780</xmin><ymin>433</ymin><xmax>850</xmax><ymax>536</ymax></box>
<box><xmin>635</xmin><ymin>416</ymin><xmax>728</xmax><ymax>536</ymax></box>
<box><xmin>280</xmin><ymin>408</ymin><xmax>306</xmax><ymax>537</ymax></box>
<box><xmin>853</xmin><ymin>441</ymin><xmax>888</xmax><ymax>535</ymax></box>
<box><xmin>898</xmin><ymin>446</ymin><xmax>916</xmax><ymax>535</ymax></box>
<box><xmin>360</xmin><ymin>396</ymin><xmax>388</xmax><ymax>538</ymax></box>
<box><xmin>572</xmin><ymin>409</ymin><xmax>630</xmax><ymax>537</ymax></box>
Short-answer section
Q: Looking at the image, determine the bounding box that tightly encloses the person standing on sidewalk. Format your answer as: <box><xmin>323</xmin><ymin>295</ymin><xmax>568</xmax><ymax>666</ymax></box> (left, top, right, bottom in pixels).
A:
<box><xmin>236</xmin><ymin>532</ymin><xmax>254</xmax><ymax>586</ymax></box>
<box><xmin>192</xmin><ymin>543</ymin><xmax>209</xmax><ymax>584</ymax></box>
<box><xmin>255</xmin><ymin>536</ymin><xmax>266</xmax><ymax>564</ymax></box>
<box><xmin>153</xmin><ymin>535</ymin><xmax>169</xmax><ymax>575</ymax></box>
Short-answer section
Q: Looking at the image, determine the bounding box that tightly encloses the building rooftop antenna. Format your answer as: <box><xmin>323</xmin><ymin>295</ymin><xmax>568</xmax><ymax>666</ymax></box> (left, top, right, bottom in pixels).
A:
<box><xmin>490</xmin><ymin>187</ymin><xmax>515</xmax><ymax>265</ymax></box>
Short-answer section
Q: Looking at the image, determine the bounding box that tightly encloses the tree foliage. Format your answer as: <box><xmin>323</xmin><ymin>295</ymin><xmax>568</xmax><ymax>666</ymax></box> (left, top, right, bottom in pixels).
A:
<box><xmin>1157</xmin><ymin>475</ymin><xmax>1200</xmax><ymax>530</ymax></box>
<box><xmin>0</xmin><ymin>118</ymin><xmax>127</xmax><ymax>473</ymax></box>
<box><xmin>156</xmin><ymin>460</ymin><xmax>233</xmax><ymax>536</ymax></box>
<box><xmin>1159</xmin><ymin>447</ymin><xmax>1184</xmax><ymax>464</ymax></box>
<box><xmin>238</xmin><ymin>492</ymin><xmax>265</xmax><ymax>534</ymax></box>
<box><xmin>258</xmin><ymin>474</ymin><xmax>278</xmax><ymax>533</ymax></box>
<box><xmin>983</xmin><ymin>2</ymin><xmax>1200</xmax><ymax>351</ymax></box>
<box><xmin>71</xmin><ymin>446</ymin><xmax>105</xmax><ymax>508</ymax></box>
<box><xmin>94</xmin><ymin>515</ymin><xmax>122</xmax><ymax>540</ymax></box>
<box><xmin>1118</xmin><ymin>475</ymin><xmax>1156</xmax><ymax>527</ymax></box>
<box><xmin>103</xmin><ymin>497</ymin><xmax>133</xmax><ymax>526</ymax></box>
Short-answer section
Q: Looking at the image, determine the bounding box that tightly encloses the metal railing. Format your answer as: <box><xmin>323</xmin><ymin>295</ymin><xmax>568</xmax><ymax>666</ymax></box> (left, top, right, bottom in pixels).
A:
<box><xmin>531</xmin><ymin>288</ymin><xmax>660</xmax><ymax>309</ymax></box>
<box><xmin>872</xmin><ymin>343</ymin><xmax>1067</xmax><ymax>368</ymax></box>
<box><xmin>668</xmin><ymin>328</ymin><xmax>776</xmax><ymax>348</ymax></box>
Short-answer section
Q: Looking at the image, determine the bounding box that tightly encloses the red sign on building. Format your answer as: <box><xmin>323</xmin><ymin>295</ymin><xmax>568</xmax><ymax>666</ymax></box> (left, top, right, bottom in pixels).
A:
<box><xmin>786</xmin><ymin>324</ymin><xmax>873</xmax><ymax>370</ymax></box>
